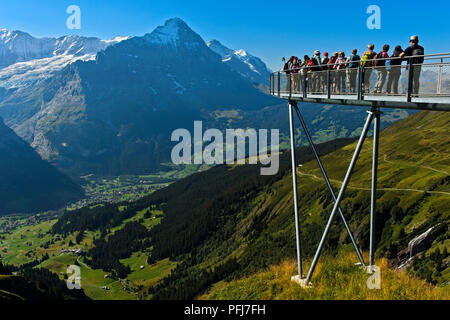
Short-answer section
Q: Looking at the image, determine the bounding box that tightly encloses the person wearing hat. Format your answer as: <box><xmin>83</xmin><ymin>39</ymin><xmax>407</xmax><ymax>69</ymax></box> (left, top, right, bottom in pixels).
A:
<box><xmin>312</xmin><ymin>50</ymin><xmax>322</xmax><ymax>92</ymax></box>
<box><xmin>334</xmin><ymin>51</ymin><xmax>347</xmax><ymax>93</ymax></box>
<box><xmin>400</xmin><ymin>35</ymin><xmax>425</xmax><ymax>95</ymax></box>
<box><xmin>361</xmin><ymin>44</ymin><xmax>377</xmax><ymax>93</ymax></box>
<box><xmin>374</xmin><ymin>44</ymin><xmax>390</xmax><ymax>94</ymax></box>
<box><xmin>346</xmin><ymin>49</ymin><xmax>361</xmax><ymax>93</ymax></box>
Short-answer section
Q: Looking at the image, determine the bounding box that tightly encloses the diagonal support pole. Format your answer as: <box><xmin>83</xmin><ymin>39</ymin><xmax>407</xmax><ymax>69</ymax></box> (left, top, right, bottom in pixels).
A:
<box><xmin>288</xmin><ymin>101</ymin><xmax>303</xmax><ymax>278</ymax></box>
<box><xmin>293</xmin><ymin>103</ymin><xmax>365</xmax><ymax>266</ymax></box>
<box><xmin>305</xmin><ymin>109</ymin><xmax>375</xmax><ymax>284</ymax></box>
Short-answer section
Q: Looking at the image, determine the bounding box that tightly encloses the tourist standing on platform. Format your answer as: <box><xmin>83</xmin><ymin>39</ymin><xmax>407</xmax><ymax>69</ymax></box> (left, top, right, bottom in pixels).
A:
<box><xmin>301</xmin><ymin>55</ymin><xmax>310</xmax><ymax>73</ymax></box>
<box><xmin>374</xmin><ymin>44</ymin><xmax>390</xmax><ymax>93</ymax></box>
<box><xmin>307</xmin><ymin>55</ymin><xmax>318</xmax><ymax>92</ymax></box>
<box><xmin>401</xmin><ymin>35</ymin><xmax>425</xmax><ymax>95</ymax></box>
<box><xmin>283</xmin><ymin>56</ymin><xmax>295</xmax><ymax>91</ymax></box>
<box><xmin>328</xmin><ymin>52</ymin><xmax>339</xmax><ymax>92</ymax></box>
<box><xmin>312</xmin><ymin>50</ymin><xmax>322</xmax><ymax>92</ymax></box>
<box><xmin>386</xmin><ymin>46</ymin><xmax>404</xmax><ymax>94</ymax></box>
<box><xmin>361</xmin><ymin>44</ymin><xmax>377</xmax><ymax>93</ymax></box>
<box><xmin>291</xmin><ymin>57</ymin><xmax>301</xmax><ymax>92</ymax></box>
<box><xmin>321</xmin><ymin>52</ymin><xmax>330</xmax><ymax>92</ymax></box>
<box><xmin>334</xmin><ymin>51</ymin><xmax>347</xmax><ymax>93</ymax></box>
<box><xmin>346</xmin><ymin>49</ymin><xmax>360</xmax><ymax>93</ymax></box>
<box><xmin>301</xmin><ymin>55</ymin><xmax>310</xmax><ymax>91</ymax></box>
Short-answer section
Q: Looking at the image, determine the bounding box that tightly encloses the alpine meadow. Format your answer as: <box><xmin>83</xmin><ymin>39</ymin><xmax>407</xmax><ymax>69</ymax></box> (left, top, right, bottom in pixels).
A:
<box><xmin>0</xmin><ymin>4</ymin><xmax>449</xmax><ymax>309</ymax></box>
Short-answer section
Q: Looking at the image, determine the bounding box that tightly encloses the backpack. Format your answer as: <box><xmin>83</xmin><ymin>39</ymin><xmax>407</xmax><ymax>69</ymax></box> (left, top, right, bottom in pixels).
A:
<box><xmin>374</xmin><ymin>51</ymin><xmax>389</xmax><ymax>67</ymax></box>
<box><xmin>310</xmin><ymin>57</ymin><xmax>320</xmax><ymax>71</ymax></box>
<box><xmin>361</xmin><ymin>51</ymin><xmax>375</xmax><ymax>67</ymax></box>
<box><xmin>348</xmin><ymin>54</ymin><xmax>360</xmax><ymax>68</ymax></box>
<box><xmin>283</xmin><ymin>62</ymin><xmax>291</xmax><ymax>74</ymax></box>
<box><xmin>313</xmin><ymin>56</ymin><xmax>321</xmax><ymax>70</ymax></box>
<box><xmin>328</xmin><ymin>56</ymin><xmax>337</xmax><ymax>68</ymax></box>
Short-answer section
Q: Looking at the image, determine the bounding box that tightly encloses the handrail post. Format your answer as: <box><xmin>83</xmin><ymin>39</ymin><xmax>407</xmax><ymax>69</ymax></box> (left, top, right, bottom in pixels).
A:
<box><xmin>437</xmin><ymin>58</ymin><xmax>443</xmax><ymax>94</ymax></box>
<box><xmin>357</xmin><ymin>65</ymin><xmax>363</xmax><ymax>101</ymax></box>
<box><xmin>278</xmin><ymin>72</ymin><xmax>281</xmax><ymax>97</ymax></box>
<box><xmin>407</xmin><ymin>64</ymin><xmax>414</xmax><ymax>102</ymax></box>
<box><xmin>303</xmin><ymin>72</ymin><xmax>307</xmax><ymax>98</ymax></box>
<box><xmin>289</xmin><ymin>72</ymin><xmax>292</xmax><ymax>99</ymax></box>
<box><xmin>327</xmin><ymin>69</ymin><xmax>331</xmax><ymax>99</ymax></box>
<box><xmin>272</xmin><ymin>73</ymin><xmax>275</xmax><ymax>95</ymax></box>
<box><xmin>270</xmin><ymin>73</ymin><xmax>273</xmax><ymax>95</ymax></box>
<box><xmin>269</xmin><ymin>73</ymin><xmax>272</xmax><ymax>95</ymax></box>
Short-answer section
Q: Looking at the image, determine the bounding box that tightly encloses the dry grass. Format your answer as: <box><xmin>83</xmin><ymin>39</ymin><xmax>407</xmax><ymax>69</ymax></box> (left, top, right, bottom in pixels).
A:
<box><xmin>200</xmin><ymin>252</ymin><xmax>449</xmax><ymax>300</ymax></box>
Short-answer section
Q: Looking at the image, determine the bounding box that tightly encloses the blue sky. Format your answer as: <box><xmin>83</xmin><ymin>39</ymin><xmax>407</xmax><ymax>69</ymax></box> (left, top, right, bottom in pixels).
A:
<box><xmin>1</xmin><ymin>0</ymin><xmax>449</xmax><ymax>70</ymax></box>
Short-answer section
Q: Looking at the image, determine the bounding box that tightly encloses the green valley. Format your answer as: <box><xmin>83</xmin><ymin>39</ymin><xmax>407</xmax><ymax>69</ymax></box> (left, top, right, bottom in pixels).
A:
<box><xmin>1</xmin><ymin>110</ymin><xmax>448</xmax><ymax>300</ymax></box>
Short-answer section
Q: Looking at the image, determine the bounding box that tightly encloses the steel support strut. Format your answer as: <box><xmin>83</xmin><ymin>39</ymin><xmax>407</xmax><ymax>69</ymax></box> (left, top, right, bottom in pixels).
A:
<box><xmin>305</xmin><ymin>109</ymin><xmax>376</xmax><ymax>284</ymax></box>
<box><xmin>288</xmin><ymin>101</ymin><xmax>303</xmax><ymax>278</ymax></box>
<box><xmin>293</xmin><ymin>103</ymin><xmax>365</xmax><ymax>266</ymax></box>
<box><xmin>370</xmin><ymin>108</ymin><xmax>381</xmax><ymax>268</ymax></box>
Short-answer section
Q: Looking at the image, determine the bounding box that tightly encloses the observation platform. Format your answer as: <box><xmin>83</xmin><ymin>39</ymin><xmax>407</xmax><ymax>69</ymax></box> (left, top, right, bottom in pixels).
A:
<box><xmin>270</xmin><ymin>53</ymin><xmax>450</xmax><ymax>111</ymax></box>
<box><xmin>272</xmin><ymin>52</ymin><xmax>450</xmax><ymax>285</ymax></box>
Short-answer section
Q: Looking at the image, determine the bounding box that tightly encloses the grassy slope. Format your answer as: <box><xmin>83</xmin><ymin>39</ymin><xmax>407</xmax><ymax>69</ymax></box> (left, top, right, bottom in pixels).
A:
<box><xmin>297</xmin><ymin>110</ymin><xmax>449</xmax><ymax>250</ymax></box>
<box><xmin>0</xmin><ymin>208</ymin><xmax>171</xmax><ymax>300</ymax></box>
<box><xmin>38</xmin><ymin>254</ymin><xmax>137</xmax><ymax>300</ymax></box>
<box><xmin>200</xmin><ymin>251</ymin><xmax>449</xmax><ymax>300</ymax></box>
<box><xmin>0</xmin><ymin>219</ymin><xmax>56</xmax><ymax>265</ymax></box>
<box><xmin>198</xmin><ymin>111</ymin><xmax>449</xmax><ymax>298</ymax></box>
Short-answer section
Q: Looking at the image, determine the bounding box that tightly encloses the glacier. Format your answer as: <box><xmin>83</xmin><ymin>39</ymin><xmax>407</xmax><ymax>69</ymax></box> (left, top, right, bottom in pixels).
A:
<box><xmin>0</xmin><ymin>29</ymin><xmax>129</xmax><ymax>89</ymax></box>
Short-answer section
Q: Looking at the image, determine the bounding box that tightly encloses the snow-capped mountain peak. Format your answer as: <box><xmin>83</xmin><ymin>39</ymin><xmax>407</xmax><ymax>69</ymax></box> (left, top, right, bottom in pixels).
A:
<box><xmin>235</xmin><ymin>49</ymin><xmax>248</xmax><ymax>57</ymax></box>
<box><xmin>207</xmin><ymin>39</ymin><xmax>270</xmax><ymax>86</ymax></box>
<box><xmin>145</xmin><ymin>18</ymin><xmax>205</xmax><ymax>47</ymax></box>
<box><xmin>0</xmin><ymin>29</ymin><xmax>128</xmax><ymax>69</ymax></box>
<box><xmin>0</xmin><ymin>29</ymin><xmax>129</xmax><ymax>89</ymax></box>
<box><xmin>102</xmin><ymin>36</ymin><xmax>131</xmax><ymax>45</ymax></box>
<box><xmin>206</xmin><ymin>40</ymin><xmax>235</xmax><ymax>59</ymax></box>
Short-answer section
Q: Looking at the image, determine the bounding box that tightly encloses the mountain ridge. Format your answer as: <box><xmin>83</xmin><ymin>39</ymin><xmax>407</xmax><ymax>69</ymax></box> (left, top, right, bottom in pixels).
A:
<box><xmin>0</xmin><ymin>117</ymin><xmax>83</xmax><ymax>214</ymax></box>
<box><xmin>0</xmin><ymin>18</ymin><xmax>279</xmax><ymax>176</ymax></box>
<box><xmin>0</xmin><ymin>18</ymin><xmax>412</xmax><ymax>177</ymax></box>
<box><xmin>207</xmin><ymin>39</ymin><xmax>270</xmax><ymax>87</ymax></box>
<box><xmin>0</xmin><ymin>28</ymin><xmax>128</xmax><ymax>69</ymax></box>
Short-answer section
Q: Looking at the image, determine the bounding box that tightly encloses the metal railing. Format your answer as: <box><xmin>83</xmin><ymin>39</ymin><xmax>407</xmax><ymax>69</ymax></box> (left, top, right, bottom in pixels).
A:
<box><xmin>270</xmin><ymin>53</ymin><xmax>450</xmax><ymax>105</ymax></box>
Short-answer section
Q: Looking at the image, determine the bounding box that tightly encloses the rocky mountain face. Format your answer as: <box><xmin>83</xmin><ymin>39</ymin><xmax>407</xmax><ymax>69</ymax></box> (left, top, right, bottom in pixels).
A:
<box><xmin>0</xmin><ymin>18</ymin><xmax>412</xmax><ymax>177</ymax></box>
<box><xmin>0</xmin><ymin>117</ymin><xmax>83</xmax><ymax>214</ymax></box>
<box><xmin>207</xmin><ymin>39</ymin><xmax>271</xmax><ymax>87</ymax></box>
<box><xmin>0</xmin><ymin>18</ymin><xmax>278</xmax><ymax>175</ymax></box>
